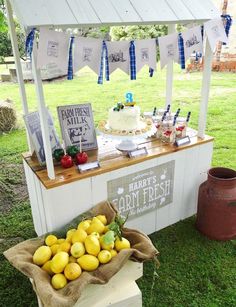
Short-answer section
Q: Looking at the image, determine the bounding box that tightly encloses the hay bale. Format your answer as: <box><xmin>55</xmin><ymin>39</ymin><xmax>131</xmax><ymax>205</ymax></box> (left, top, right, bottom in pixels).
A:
<box><xmin>0</xmin><ymin>99</ymin><xmax>17</xmax><ymax>132</ymax></box>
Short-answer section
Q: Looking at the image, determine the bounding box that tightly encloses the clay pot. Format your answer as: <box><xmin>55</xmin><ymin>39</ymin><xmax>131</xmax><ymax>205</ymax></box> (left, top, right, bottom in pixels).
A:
<box><xmin>196</xmin><ymin>167</ymin><xmax>236</xmax><ymax>240</ymax></box>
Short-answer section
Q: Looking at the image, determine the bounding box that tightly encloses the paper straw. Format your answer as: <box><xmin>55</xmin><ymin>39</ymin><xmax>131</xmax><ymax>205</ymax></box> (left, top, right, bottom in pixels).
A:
<box><xmin>175</xmin><ymin>108</ymin><xmax>181</xmax><ymax>117</ymax></box>
<box><xmin>153</xmin><ymin>107</ymin><xmax>157</xmax><ymax>116</ymax></box>
<box><xmin>161</xmin><ymin>111</ymin><xmax>167</xmax><ymax>122</ymax></box>
<box><xmin>186</xmin><ymin>111</ymin><xmax>191</xmax><ymax>123</ymax></box>
<box><xmin>173</xmin><ymin>115</ymin><xmax>177</xmax><ymax>126</ymax></box>
<box><xmin>166</xmin><ymin>104</ymin><xmax>170</xmax><ymax>113</ymax></box>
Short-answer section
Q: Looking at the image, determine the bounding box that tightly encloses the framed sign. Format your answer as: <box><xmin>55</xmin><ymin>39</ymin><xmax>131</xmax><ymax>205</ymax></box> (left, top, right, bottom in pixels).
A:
<box><xmin>24</xmin><ymin>110</ymin><xmax>61</xmax><ymax>165</ymax></box>
<box><xmin>108</xmin><ymin>160</ymin><xmax>175</xmax><ymax>220</ymax></box>
<box><xmin>57</xmin><ymin>103</ymin><xmax>97</xmax><ymax>151</ymax></box>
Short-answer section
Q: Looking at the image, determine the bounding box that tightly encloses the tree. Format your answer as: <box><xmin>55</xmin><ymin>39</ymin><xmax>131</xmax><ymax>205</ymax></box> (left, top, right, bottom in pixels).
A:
<box><xmin>110</xmin><ymin>25</ymin><xmax>168</xmax><ymax>41</ymax></box>
<box><xmin>0</xmin><ymin>1</ymin><xmax>25</xmax><ymax>61</ymax></box>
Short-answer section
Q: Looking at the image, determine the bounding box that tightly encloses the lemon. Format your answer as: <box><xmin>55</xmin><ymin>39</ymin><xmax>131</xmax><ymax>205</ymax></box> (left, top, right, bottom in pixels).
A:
<box><xmin>66</xmin><ymin>229</ymin><xmax>77</xmax><ymax>243</ymax></box>
<box><xmin>57</xmin><ymin>238</ymin><xmax>66</xmax><ymax>244</ymax></box>
<box><xmin>115</xmin><ymin>237</ymin><xmax>131</xmax><ymax>251</ymax></box>
<box><xmin>57</xmin><ymin>241</ymin><xmax>71</xmax><ymax>253</ymax></box>
<box><xmin>69</xmin><ymin>256</ymin><xmax>77</xmax><ymax>263</ymax></box>
<box><xmin>70</xmin><ymin>242</ymin><xmax>85</xmax><ymax>258</ymax></box>
<box><xmin>42</xmin><ymin>260</ymin><xmax>54</xmax><ymax>276</ymax></box>
<box><xmin>51</xmin><ymin>251</ymin><xmax>69</xmax><ymax>273</ymax></box>
<box><xmin>50</xmin><ymin>244</ymin><xmax>60</xmax><ymax>256</ymax></box>
<box><xmin>96</xmin><ymin>215</ymin><xmax>107</xmax><ymax>225</ymax></box>
<box><xmin>103</xmin><ymin>225</ymin><xmax>109</xmax><ymax>233</ymax></box>
<box><xmin>77</xmin><ymin>220</ymin><xmax>91</xmax><ymax>231</ymax></box>
<box><xmin>33</xmin><ymin>246</ymin><xmax>52</xmax><ymax>266</ymax></box>
<box><xmin>71</xmin><ymin>229</ymin><xmax>87</xmax><ymax>244</ymax></box>
<box><xmin>87</xmin><ymin>217</ymin><xmax>105</xmax><ymax>234</ymax></box>
<box><xmin>45</xmin><ymin>235</ymin><xmax>58</xmax><ymax>246</ymax></box>
<box><xmin>77</xmin><ymin>255</ymin><xmax>99</xmax><ymax>271</ymax></box>
<box><xmin>99</xmin><ymin>235</ymin><xmax>114</xmax><ymax>251</ymax></box>
<box><xmin>84</xmin><ymin>235</ymin><xmax>100</xmax><ymax>256</ymax></box>
<box><xmin>51</xmin><ymin>273</ymin><xmax>67</xmax><ymax>290</ymax></box>
<box><xmin>98</xmin><ymin>250</ymin><xmax>112</xmax><ymax>264</ymax></box>
<box><xmin>64</xmin><ymin>263</ymin><xmax>82</xmax><ymax>281</ymax></box>
<box><xmin>90</xmin><ymin>232</ymin><xmax>100</xmax><ymax>238</ymax></box>
<box><xmin>110</xmin><ymin>249</ymin><xmax>118</xmax><ymax>258</ymax></box>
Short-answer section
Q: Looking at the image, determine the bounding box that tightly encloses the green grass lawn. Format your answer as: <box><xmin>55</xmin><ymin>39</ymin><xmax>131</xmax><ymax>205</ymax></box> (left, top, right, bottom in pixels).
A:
<box><xmin>0</xmin><ymin>66</ymin><xmax>236</xmax><ymax>306</ymax></box>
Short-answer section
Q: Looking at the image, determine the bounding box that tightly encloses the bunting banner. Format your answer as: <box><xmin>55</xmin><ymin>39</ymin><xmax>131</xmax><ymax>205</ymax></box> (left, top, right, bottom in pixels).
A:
<box><xmin>37</xmin><ymin>28</ymin><xmax>70</xmax><ymax>75</ymax></box>
<box><xmin>181</xmin><ymin>26</ymin><xmax>203</xmax><ymax>61</ymax></box>
<box><xmin>158</xmin><ymin>33</ymin><xmax>179</xmax><ymax>69</ymax></box>
<box><xmin>106</xmin><ymin>41</ymin><xmax>130</xmax><ymax>75</ymax></box>
<box><xmin>73</xmin><ymin>37</ymin><xmax>103</xmax><ymax>75</ymax></box>
<box><xmin>34</xmin><ymin>16</ymin><xmax>233</xmax><ymax>82</ymax></box>
<box><xmin>134</xmin><ymin>39</ymin><xmax>156</xmax><ymax>72</ymax></box>
<box><xmin>204</xmin><ymin>18</ymin><xmax>228</xmax><ymax>52</ymax></box>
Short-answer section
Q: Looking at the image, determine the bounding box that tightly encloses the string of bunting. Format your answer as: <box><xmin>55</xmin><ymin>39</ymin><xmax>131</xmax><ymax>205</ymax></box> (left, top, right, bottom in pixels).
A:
<box><xmin>26</xmin><ymin>16</ymin><xmax>233</xmax><ymax>81</ymax></box>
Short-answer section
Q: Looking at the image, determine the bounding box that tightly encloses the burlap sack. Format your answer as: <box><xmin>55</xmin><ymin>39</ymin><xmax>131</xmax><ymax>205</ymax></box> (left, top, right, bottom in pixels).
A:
<box><xmin>4</xmin><ymin>201</ymin><xmax>159</xmax><ymax>307</ymax></box>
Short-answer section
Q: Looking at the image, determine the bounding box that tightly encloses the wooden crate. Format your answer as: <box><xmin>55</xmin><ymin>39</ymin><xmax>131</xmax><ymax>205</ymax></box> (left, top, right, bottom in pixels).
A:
<box><xmin>31</xmin><ymin>260</ymin><xmax>143</xmax><ymax>307</ymax></box>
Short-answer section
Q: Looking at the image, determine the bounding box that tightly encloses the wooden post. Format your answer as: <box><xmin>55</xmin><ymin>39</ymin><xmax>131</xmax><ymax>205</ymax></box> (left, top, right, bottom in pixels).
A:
<box><xmin>215</xmin><ymin>0</ymin><xmax>228</xmax><ymax>62</ymax></box>
<box><xmin>31</xmin><ymin>50</ymin><xmax>55</xmax><ymax>180</ymax></box>
<box><xmin>5</xmin><ymin>0</ymin><xmax>33</xmax><ymax>153</ymax></box>
<box><xmin>165</xmin><ymin>24</ymin><xmax>175</xmax><ymax>108</ymax></box>
<box><xmin>198</xmin><ymin>38</ymin><xmax>214</xmax><ymax>139</ymax></box>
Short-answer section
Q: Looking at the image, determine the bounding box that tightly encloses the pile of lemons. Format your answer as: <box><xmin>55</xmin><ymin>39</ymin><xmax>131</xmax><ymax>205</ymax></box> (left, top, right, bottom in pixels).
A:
<box><xmin>32</xmin><ymin>215</ymin><xmax>131</xmax><ymax>290</ymax></box>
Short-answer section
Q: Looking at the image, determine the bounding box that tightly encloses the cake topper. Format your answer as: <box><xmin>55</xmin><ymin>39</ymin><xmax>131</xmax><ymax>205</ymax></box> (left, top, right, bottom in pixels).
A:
<box><xmin>125</xmin><ymin>92</ymin><xmax>136</xmax><ymax>107</ymax></box>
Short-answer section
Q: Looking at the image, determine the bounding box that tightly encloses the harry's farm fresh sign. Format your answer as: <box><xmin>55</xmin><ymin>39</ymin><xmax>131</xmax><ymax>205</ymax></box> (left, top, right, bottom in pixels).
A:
<box><xmin>108</xmin><ymin>161</ymin><xmax>175</xmax><ymax>219</ymax></box>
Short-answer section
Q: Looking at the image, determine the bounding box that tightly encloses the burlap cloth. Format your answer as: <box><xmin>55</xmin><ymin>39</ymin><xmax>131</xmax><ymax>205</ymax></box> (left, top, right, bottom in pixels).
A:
<box><xmin>4</xmin><ymin>201</ymin><xmax>159</xmax><ymax>307</ymax></box>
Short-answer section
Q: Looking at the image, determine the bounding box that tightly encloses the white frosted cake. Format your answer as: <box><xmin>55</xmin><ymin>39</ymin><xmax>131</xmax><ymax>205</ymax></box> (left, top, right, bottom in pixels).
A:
<box><xmin>108</xmin><ymin>106</ymin><xmax>141</xmax><ymax>131</ymax></box>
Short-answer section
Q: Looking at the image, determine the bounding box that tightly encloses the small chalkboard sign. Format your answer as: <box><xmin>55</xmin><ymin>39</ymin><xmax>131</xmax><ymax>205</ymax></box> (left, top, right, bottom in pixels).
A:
<box><xmin>77</xmin><ymin>161</ymin><xmax>100</xmax><ymax>173</ymax></box>
<box><xmin>175</xmin><ymin>136</ymin><xmax>191</xmax><ymax>147</ymax></box>
<box><xmin>128</xmin><ymin>147</ymin><xmax>148</xmax><ymax>158</ymax></box>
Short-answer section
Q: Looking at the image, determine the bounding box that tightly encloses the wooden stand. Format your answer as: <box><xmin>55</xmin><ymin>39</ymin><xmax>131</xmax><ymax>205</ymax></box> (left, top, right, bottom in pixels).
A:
<box><xmin>31</xmin><ymin>260</ymin><xmax>143</xmax><ymax>307</ymax></box>
<box><xmin>23</xmin><ymin>134</ymin><xmax>213</xmax><ymax>236</ymax></box>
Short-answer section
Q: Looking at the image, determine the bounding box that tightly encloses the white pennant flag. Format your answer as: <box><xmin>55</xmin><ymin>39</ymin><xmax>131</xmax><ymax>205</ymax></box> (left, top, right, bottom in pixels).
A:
<box><xmin>135</xmin><ymin>39</ymin><xmax>156</xmax><ymax>72</ymax></box>
<box><xmin>106</xmin><ymin>41</ymin><xmax>130</xmax><ymax>74</ymax></box>
<box><xmin>37</xmin><ymin>28</ymin><xmax>70</xmax><ymax>75</ymax></box>
<box><xmin>182</xmin><ymin>26</ymin><xmax>203</xmax><ymax>60</ymax></box>
<box><xmin>204</xmin><ymin>18</ymin><xmax>228</xmax><ymax>52</ymax></box>
<box><xmin>158</xmin><ymin>33</ymin><xmax>179</xmax><ymax>69</ymax></box>
<box><xmin>73</xmin><ymin>37</ymin><xmax>103</xmax><ymax>75</ymax></box>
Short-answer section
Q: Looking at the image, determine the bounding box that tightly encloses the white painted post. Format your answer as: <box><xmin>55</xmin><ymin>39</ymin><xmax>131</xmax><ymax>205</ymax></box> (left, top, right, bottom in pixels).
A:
<box><xmin>31</xmin><ymin>50</ymin><xmax>55</xmax><ymax>180</ymax></box>
<box><xmin>165</xmin><ymin>24</ymin><xmax>175</xmax><ymax>108</ymax></box>
<box><xmin>5</xmin><ymin>0</ymin><xmax>33</xmax><ymax>153</ymax></box>
<box><xmin>198</xmin><ymin>37</ymin><xmax>214</xmax><ymax>139</ymax></box>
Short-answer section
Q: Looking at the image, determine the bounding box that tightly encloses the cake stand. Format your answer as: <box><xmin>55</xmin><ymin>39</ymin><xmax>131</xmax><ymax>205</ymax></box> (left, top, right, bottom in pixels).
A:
<box><xmin>97</xmin><ymin>120</ymin><xmax>156</xmax><ymax>152</ymax></box>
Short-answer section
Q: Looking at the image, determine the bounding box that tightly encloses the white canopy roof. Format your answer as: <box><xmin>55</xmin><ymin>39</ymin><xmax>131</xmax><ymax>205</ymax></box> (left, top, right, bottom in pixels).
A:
<box><xmin>10</xmin><ymin>0</ymin><xmax>220</xmax><ymax>29</ymax></box>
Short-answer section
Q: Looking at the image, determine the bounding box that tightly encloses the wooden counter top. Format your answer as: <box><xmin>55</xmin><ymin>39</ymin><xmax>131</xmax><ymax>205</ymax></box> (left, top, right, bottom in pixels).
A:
<box><xmin>23</xmin><ymin>133</ymin><xmax>214</xmax><ymax>190</ymax></box>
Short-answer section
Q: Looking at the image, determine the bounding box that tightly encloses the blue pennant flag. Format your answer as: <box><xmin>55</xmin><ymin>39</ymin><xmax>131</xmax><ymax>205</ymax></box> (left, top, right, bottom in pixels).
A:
<box><xmin>98</xmin><ymin>40</ymin><xmax>109</xmax><ymax>85</ymax></box>
<box><xmin>149</xmin><ymin>68</ymin><xmax>154</xmax><ymax>77</ymax></box>
<box><xmin>201</xmin><ymin>25</ymin><xmax>204</xmax><ymax>41</ymax></box>
<box><xmin>67</xmin><ymin>36</ymin><xmax>74</xmax><ymax>80</ymax></box>
<box><xmin>178</xmin><ymin>33</ymin><xmax>185</xmax><ymax>70</ymax></box>
<box><xmin>221</xmin><ymin>14</ymin><xmax>232</xmax><ymax>45</ymax></box>
<box><xmin>25</xmin><ymin>28</ymin><xmax>36</xmax><ymax>59</ymax></box>
<box><xmin>129</xmin><ymin>41</ymin><xmax>136</xmax><ymax>80</ymax></box>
